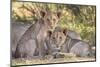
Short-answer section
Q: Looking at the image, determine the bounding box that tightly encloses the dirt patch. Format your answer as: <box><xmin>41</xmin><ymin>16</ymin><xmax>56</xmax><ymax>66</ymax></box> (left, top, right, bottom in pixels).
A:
<box><xmin>12</xmin><ymin>56</ymin><xmax>95</xmax><ymax>66</ymax></box>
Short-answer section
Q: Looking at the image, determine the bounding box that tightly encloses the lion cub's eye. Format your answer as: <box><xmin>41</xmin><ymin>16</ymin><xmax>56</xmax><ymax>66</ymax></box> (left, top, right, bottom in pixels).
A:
<box><xmin>60</xmin><ymin>37</ymin><xmax>62</xmax><ymax>39</ymax></box>
<box><xmin>52</xmin><ymin>37</ymin><xmax>55</xmax><ymax>39</ymax></box>
<box><xmin>47</xmin><ymin>18</ymin><xmax>50</xmax><ymax>21</ymax></box>
<box><xmin>53</xmin><ymin>18</ymin><xmax>56</xmax><ymax>21</ymax></box>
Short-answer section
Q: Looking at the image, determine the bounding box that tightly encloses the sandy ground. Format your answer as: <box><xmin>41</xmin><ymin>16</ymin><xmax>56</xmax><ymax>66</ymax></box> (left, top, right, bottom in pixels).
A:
<box><xmin>12</xmin><ymin>56</ymin><xmax>96</xmax><ymax>66</ymax></box>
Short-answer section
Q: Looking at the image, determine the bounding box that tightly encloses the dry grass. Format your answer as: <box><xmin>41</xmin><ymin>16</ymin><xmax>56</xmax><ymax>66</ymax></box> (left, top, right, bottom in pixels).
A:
<box><xmin>12</xmin><ymin>56</ymin><xmax>95</xmax><ymax>66</ymax></box>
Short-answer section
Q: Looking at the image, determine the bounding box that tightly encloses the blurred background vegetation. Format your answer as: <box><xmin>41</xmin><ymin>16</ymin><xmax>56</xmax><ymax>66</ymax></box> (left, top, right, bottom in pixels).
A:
<box><xmin>12</xmin><ymin>1</ymin><xmax>96</xmax><ymax>46</ymax></box>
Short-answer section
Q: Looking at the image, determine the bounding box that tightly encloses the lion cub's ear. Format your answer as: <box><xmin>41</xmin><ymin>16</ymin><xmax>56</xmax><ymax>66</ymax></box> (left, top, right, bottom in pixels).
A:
<box><xmin>57</xmin><ymin>11</ymin><xmax>62</xmax><ymax>18</ymax></box>
<box><xmin>63</xmin><ymin>28</ymin><xmax>68</xmax><ymax>36</ymax></box>
<box><xmin>47</xmin><ymin>31</ymin><xmax>52</xmax><ymax>37</ymax></box>
<box><xmin>40</xmin><ymin>10</ymin><xmax>47</xmax><ymax>18</ymax></box>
